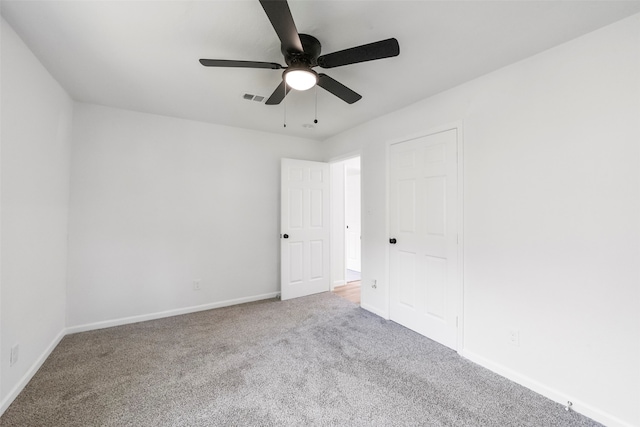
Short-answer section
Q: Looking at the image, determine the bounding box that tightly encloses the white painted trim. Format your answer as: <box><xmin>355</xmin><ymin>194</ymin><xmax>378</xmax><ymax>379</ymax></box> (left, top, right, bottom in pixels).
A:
<box><xmin>0</xmin><ymin>329</ymin><xmax>66</xmax><ymax>416</ymax></box>
<box><xmin>331</xmin><ymin>279</ymin><xmax>346</xmax><ymax>291</ymax></box>
<box><xmin>460</xmin><ymin>349</ymin><xmax>634</xmax><ymax>427</ymax></box>
<box><xmin>361</xmin><ymin>302</ymin><xmax>388</xmax><ymax>319</ymax></box>
<box><xmin>328</xmin><ymin>153</ymin><xmax>362</xmax><ymax>297</ymax></box>
<box><xmin>332</xmin><ymin>280</ymin><xmax>347</xmax><ymax>289</ymax></box>
<box><xmin>329</xmin><ymin>161</ymin><xmax>346</xmax><ymax>293</ymax></box>
<box><xmin>385</xmin><ymin>121</ymin><xmax>465</xmax><ymax>148</ymax></box>
<box><xmin>327</xmin><ymin>150</ymin><xmax>362</xmax><ymax>164</ymax></box>
<box><xmin>66</xmin><ymin>292</ymin><xmax>279</xmax><ymax>334</ymax></box>
<box><xmin>1</xmin><ymin>293</ymin><xmax>278</xmax><ymax>417</ymax></box>
<box><xmin>455</xmin><ymin>121</ymin><xmax>465</xmax><ymax>353</ymax></box>
<box><xmin>384</xmin><ymin>139</ymin><xmax>391</xmax><ymax>321</ymax></box>
<box><xmin>385</xmin><ymin>121</ymin><xmax>465</xmax><ymax>350</ymax></box>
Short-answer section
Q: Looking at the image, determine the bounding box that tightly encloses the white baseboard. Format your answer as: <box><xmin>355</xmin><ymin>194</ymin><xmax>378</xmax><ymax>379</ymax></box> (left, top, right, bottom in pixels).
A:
<box><xmin>66</xmin><ymin>292</ymin><xmax>279</xmax><ymax>334</ymax></box>
<box><xmin>460</xmin><ymin>349</ymin><xmax>635</xmax><ymax>427</ymax></box>
<box><xmin>5</xmin><ymin>298</ymin><xmax>632</xmax><ymax>427</ymax></box>
<box><xmin>1</xmin><ymin>293</ymin><xmax>280</xmax><ymax>417</ymax></box>
<box><xmin>331</xmin><ymin>279</ymin><xmax>345</xmax><ymax>291</ymax></box>
<box><xmin>360</xmin><ymin>302</ymin><xmax>389</xmax><ymax>320</ymax></box>
<box><xmin>0</xmin><ymin>329</ymin><xmax>66</xmax><ymax>416</ymax></box>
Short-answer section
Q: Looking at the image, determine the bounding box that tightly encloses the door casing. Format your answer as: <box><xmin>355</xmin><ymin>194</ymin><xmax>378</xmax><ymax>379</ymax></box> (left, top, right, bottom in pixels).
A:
<box><xmin>385</xmin><ymin>122</ymin><xmax>464</xmax><ymax>352</ymax></box>
<box><xmin>280</xmin><ymin>158</ymin><xmax>330</xmax><ymax>300</ymax></box>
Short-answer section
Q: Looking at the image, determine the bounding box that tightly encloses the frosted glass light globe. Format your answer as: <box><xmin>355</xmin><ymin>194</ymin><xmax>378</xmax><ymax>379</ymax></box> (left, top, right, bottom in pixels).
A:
<box><xmin>284</xmin><ymin>69</ymin><xmax>318</xmax><ymax>91</ymax></box>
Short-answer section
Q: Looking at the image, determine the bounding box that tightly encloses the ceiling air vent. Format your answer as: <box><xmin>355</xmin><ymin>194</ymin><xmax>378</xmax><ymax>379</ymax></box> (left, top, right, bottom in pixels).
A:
<box><xmin>243</xmin><ymin>93</ymin><xmax>265</xmax><ymax>102</ymax></box>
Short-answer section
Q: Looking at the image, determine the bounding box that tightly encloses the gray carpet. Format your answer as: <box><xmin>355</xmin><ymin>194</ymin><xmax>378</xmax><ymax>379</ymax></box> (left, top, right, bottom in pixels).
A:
<box><xmin>0</xmin><ymin>293</ymin><xmax>600</xmax><ymax>426</ymax></box>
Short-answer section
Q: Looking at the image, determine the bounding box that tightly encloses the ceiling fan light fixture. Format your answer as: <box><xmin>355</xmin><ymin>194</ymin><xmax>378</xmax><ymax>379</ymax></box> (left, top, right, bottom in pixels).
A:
<box><xmin>284</xmin><ymin>68</ymin><xmax>318</xmax><ymax>91</ymax></box>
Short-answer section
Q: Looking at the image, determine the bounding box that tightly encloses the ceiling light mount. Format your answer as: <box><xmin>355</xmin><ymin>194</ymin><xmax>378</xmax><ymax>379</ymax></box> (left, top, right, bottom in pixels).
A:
<box><xmin>281</xmin><ymin>34</ymin><xmax>322</xmax><ymax>91</ymax></box>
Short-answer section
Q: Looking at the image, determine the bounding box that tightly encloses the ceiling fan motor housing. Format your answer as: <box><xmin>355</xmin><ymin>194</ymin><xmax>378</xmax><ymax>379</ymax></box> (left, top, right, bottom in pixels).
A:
<box><xmin>282</xmin><ymin>34</ymin><xmax>321</xmax><ymax>68</ymax></box>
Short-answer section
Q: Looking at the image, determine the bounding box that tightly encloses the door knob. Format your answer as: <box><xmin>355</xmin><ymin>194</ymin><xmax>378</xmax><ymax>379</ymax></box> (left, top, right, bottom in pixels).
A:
<box><xmin>389</xmin><ymin>238</ymin><xmax>397</xmax><ymax>244</ymax></box>
<box><xmin>283</xmin><ymin>234</ymin><xmax>289</xmax><ymax>239</ymax></box>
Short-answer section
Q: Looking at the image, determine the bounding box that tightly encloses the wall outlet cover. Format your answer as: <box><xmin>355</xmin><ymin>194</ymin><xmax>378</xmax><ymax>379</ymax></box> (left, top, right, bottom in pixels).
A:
<box><xmin>10</xmin><ymin>344</ymin><xmax>19</xmax><ymax>366</ymax></box>
<box><xmin>508</xmin><ymin>330</ymin><xmax>520</xmax><ymax>347</ymax></box>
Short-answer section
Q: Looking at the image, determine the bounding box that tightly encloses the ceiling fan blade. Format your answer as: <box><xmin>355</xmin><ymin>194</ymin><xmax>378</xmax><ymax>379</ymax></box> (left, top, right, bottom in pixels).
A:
<box><xmin>317</xmin><ymin>74</ymin><xmax>362</xmax><ymax>104</ymax></box>
<box><xmin>259</xmin><ymin>0</ymin><xmax>303</xmax><ymax>54</ymax></box>
<box><xmin>199</xmin><ymin>59</ymin><xmax>283</xmax><ymax>69</ymax></box>
<box><xmin>317</xmin><ymin>38</ymin><xmax>400</xmax><ymax>69</ymax></box>
<box><xmin>265</xmin><ymin>80</ymin><xmax>292</xmax><ymax>105</ymax></box>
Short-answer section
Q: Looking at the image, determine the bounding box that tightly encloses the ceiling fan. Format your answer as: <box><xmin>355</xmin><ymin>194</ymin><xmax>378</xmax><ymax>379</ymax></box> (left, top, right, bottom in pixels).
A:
<box><xmin>199</xmin><ymin>0</ymin><xmax>400</xmax><ymax>105</ymax></box>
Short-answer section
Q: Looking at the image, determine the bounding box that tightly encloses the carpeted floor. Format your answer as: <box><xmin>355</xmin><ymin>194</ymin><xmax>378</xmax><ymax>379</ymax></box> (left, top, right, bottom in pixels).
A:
<box><xmin>0</xmin><ymin>292</ymin><xmax>600</xmax><ymax>426</ymax></box>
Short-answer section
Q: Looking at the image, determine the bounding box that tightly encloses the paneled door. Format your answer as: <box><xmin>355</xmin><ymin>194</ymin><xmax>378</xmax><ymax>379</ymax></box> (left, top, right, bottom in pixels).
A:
<box><xmin>281</xmin><ymin>158</ymin><xmax>330</xmax><ymax>300</ymax></box>
<box><xmin>389</xmin><ymin>129</ymin><xmax>459</xmax><ymax>350</ymax></box>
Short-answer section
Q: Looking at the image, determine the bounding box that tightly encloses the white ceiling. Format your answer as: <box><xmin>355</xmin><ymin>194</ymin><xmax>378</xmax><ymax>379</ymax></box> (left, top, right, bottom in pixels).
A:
<box><xmin>3</xmin><ymin>0</ymin><xmax>640</xmax><ymax>140</ymax></box>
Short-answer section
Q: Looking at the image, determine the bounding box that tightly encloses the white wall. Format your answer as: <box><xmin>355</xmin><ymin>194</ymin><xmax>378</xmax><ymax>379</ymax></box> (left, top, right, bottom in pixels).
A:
<box><xmin>66</xmin><ymin>103</ymin><xmax>323</xmax><ymax>328</ymax></box>
<box><xmin>1</xmin><ymin>17</ymin><xmax>72</xmax><ymax>408</ymax></box>
<box><xmin>1</xmin><ymin>8</ymin><xmax>638</xmax><ymax>426</ymax></box>
<box><xmin>322</xmin><ymin>14</ymin><xmax>640</xmax><ymax>427</ymax></box>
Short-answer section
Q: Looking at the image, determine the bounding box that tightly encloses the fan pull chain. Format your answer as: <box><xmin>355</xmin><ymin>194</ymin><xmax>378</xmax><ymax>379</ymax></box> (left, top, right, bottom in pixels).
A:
<box><xmin>283</xmin><ymin>84</ymin><xmax>287</xmax><ymax>128</ymax></box>
<box><xmin>314</xmin><ymin>86</ymin><xmax>318</xmax><ymax>124</ymax></box>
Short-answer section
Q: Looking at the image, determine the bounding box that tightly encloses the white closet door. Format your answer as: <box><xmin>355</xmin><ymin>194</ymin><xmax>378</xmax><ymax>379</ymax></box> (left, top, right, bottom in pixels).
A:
<box><xmin>389</xmin><ymin>129</ymin><xmax>459</xmax><ymax>349</ymax></box>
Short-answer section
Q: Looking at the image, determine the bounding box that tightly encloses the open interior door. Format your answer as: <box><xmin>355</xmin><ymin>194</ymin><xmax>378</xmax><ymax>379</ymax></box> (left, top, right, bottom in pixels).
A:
<box><xmin>281</xmin><ymin>158</ymin><xmax>330</xmax><ymax>300</ymax></box>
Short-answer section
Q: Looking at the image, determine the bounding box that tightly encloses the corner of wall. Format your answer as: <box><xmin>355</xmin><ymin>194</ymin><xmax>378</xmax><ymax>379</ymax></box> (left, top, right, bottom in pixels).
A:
<box><xmin>1</xmin><ymin>16</ymin><xmax>74</xmax><ymax>416</ymax></box>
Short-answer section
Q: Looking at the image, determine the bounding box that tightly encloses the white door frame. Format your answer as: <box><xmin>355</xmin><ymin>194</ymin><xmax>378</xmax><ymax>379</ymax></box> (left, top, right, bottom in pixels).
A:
<box><xmin>329</xmin><ymin>152</ymin><xmax>362</xmax><ymax>291</ymax></box>
<box><xmin>280</xmin><ymin>158</ymin><xmax>331</xmax><ymax>300</ymax></box>
<box><xmin>344</xmin><ymin>158</ymin><xmax>361</xmax><ymax>273</ymax></box>
<box><xmin>385</xmin><ymin>122</ymin><xmax>465</xmax><ymax>352</ymax></box>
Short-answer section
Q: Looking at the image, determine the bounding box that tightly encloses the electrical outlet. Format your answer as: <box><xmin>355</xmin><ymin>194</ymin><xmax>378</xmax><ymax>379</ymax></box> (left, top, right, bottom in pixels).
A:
<box><xmin>10</xmin><ymin>344</ymin><xmax>19</xmax><ymax>366</ymax></box>
<box><xmin>193</xmin><ymin>279</ymin><xmax>201</xmax><ymax>290</ymax></box>
<box><xmin>370</xmin><ymin>279</ymin><xmax>377</xmax><ymax>289</ymax></box>
<box><xmin>508</xmin><ymin>330</ymin><xmax>520</xmax><ymax>347</ymax></box>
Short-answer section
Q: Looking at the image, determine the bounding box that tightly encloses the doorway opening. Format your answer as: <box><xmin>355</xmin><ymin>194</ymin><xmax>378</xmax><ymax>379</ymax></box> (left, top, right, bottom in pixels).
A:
<box><xmin>330</xmin><ymin>156</ymin><xmax>361</xmax><ymax>304</ymax></box>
